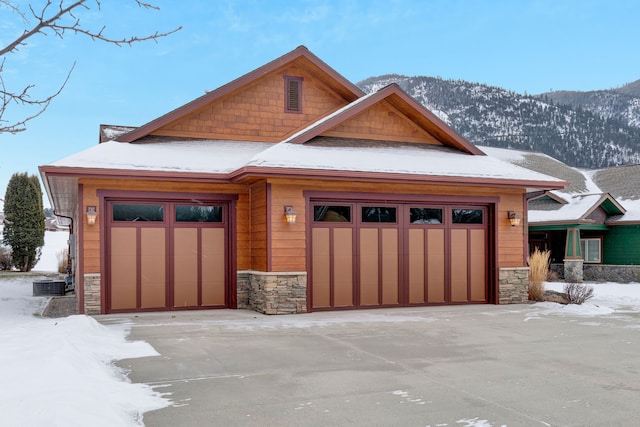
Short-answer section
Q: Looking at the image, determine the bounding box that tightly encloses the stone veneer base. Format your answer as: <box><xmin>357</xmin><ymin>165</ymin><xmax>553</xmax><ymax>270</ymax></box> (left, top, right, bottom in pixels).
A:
<box><xmin>239</xmin><ymin>270</ymin><xmax>308</xmax><ymax>315</ymax></box>
<box><xmin>498</xmin><ymin>267</ymin><xmax>530</xmax><ymax>304</ymax></box>
<box><xmin>83</xmin><ymin>273</ymin><xmax>102</xmax><ymax>315</ymax></box>
<box><xmin>84</xmin><ymin>269</ymin><xmax>529</xmax><ymax>315</ymax></box>
<box><xmin>564</xmin><ymin>259</ymin><xmax>584</xmax><ymax>283</ymax></box>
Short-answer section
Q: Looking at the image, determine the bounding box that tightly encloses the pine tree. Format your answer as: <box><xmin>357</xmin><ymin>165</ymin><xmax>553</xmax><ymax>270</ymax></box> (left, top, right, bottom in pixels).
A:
<box><xmin>2</xmin><ymin>173</ymin><xmax>45</xmax><ymax>271</ymax></box>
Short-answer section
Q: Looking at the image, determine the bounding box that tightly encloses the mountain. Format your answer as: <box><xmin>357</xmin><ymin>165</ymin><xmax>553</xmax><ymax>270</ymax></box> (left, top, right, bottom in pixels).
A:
<box><xmin>357</xmin><ymin>75</ymin><xmax>640</xmax><ymax>169</ymax></box>
<box><xmin>539</xmin><ymin>80</ymin><xmax>640</xmax><ymax>129</ymax></box>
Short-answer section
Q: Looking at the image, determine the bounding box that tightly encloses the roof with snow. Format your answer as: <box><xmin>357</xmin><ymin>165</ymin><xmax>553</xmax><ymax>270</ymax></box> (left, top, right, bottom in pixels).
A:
<box><xmin>45</xmin><ymin>135</ymin><xmax>563</xmax><ymax>185</ymax></box>
<box><xmin>39</xmin><ymin>46</ymin><xmax>567</xmax><ymax>218</ymax></box>
<box><xmin>481</xmin><ymin>146</ymin><xmax>639</xmax><ymax>224</ymax></box>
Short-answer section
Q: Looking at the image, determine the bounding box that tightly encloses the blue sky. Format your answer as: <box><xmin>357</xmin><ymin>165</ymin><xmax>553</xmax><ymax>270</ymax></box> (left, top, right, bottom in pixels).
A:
<box><xmin>2</xmin><ymin>0</ymin><xmax>640</xmax><ymax>206</ymax></box>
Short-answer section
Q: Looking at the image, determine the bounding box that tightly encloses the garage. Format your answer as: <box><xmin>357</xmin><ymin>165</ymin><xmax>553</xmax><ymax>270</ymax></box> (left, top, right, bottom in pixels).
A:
<box><xmin>105</xmin><ymin>199</ymin><xmax>231</xmax><ymax>313</ymax></box>
<box><xmin>310</xmin><ymin>198</ymin><xmax>493</xmax><ymax>310</ymax></box>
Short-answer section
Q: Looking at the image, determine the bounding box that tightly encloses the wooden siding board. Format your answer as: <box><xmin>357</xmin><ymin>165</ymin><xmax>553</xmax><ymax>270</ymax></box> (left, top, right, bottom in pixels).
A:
<box><xmin>250</xmin><ymin>181</ymin><xmax>268</xmax><ymax>271</ymax></box>
<box><xmin>269</xmin><ymin>178</ymin><xmax>525</xmax><ymax>271</ymax></box>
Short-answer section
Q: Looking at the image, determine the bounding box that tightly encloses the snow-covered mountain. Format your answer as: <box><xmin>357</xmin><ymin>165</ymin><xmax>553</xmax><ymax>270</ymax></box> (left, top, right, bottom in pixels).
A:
<box><xmin>540</xmin><ymin>80</ymin><xmax>640</xmax><ymax>129</ymax></box>
<box><xmin>357</xmin><ymin>75</ymin><xmax>640</xmax><ymax>169</ymax></box>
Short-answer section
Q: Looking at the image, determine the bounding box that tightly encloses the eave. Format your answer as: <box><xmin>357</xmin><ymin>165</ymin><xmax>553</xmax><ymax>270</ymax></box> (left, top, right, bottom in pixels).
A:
<box><xmin>229</xmin><ymin>165</ymin><xmax>568</xmax><ymax>190</ymax></box>
<box><xmin>529</xmin><ymin>222</ymin><xmax>610</xmax><ymax>231</ymax></box>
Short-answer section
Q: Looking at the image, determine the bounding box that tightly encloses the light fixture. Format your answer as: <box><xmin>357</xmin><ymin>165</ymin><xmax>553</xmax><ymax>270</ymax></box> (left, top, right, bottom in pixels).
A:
<box><xmin>284</xmin><ymin>205</ymin><xmax>297</xmax><ymax>224</ymax></box>
<box><xmin>508</xmin><ymin>211</ymin><xmax>521</xmax><ymax>227</ymax></box>
<box><xmin>86</xmin><ymin>206</ymin><xmax>97</xmax><ymax>225</ymax></box>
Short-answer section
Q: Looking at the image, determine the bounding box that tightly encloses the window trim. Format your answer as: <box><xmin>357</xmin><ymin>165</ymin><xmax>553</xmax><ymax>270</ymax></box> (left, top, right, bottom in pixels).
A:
<box><xmin>284</xmin><ymin>75</ymin><xmax>303</xmax><ymax>113</ymax></box>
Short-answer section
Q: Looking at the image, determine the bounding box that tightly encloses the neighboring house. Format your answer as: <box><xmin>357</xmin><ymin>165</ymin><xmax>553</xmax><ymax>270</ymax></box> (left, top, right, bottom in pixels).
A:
<box><xmin>484</xmin><ymin>147</ymin><xmax>640</xmax><ymax>282</ymax></box>
<box><xmin>39</xmin><ymin>46</ymin><xmax>565</xmax><ymax>315</ymax></box>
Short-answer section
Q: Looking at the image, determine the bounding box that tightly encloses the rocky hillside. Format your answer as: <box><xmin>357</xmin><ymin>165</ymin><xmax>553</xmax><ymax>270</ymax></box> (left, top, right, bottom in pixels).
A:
<box><xmin>540</xmin><ymin>80</ymin><xmax>640</xmax><ymax>129</ymax></box>
<box><xmin>357</xmin><ymin>75</ymin><xmax>640</xmax><ymax>169</ymax></box>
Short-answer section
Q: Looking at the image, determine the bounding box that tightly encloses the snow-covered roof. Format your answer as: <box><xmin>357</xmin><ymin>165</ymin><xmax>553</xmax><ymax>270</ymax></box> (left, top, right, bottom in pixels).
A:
<box><xmin>528</xmin><ymin>194</ymin><xmax>618</xmax><ymax>223</ymax></box>
<box><xmin>246</xmin><ymin>138</ymin><xmax>561</xmax><ymax>183</ymax></box>
<box><xmin>46</xmin><ymin>137</ymin><xmax>563</xmax><ymax>186</ymax></box>
<box><xmin>48</xmin><ymin>140</ymin><xmax>274</xmax><ymax>175</ymax></box>
<box><xmin>480</xmin><ymin>146</ymin><xmax>599</xmax><ymax>194</ymax></box>
<box><xmin>482</xmin><ymin>146</ymin><xmax>638</xmax><ymax>224</ymax></box>
<box><xmin>40</xmin><ymin>46</ymin><xmax>566</xmax><ymax>219</ymax></box>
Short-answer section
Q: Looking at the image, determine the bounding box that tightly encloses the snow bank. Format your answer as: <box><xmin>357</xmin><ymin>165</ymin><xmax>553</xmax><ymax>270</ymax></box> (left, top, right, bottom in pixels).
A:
<box><xmin>0</xmin><ymin>276</ymin><xmax>171</xmax><ymax>427</ymax></box>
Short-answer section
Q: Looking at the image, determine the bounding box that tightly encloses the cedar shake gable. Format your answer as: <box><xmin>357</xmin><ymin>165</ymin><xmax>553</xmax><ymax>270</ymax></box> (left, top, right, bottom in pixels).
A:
<box><xmin>118</xmin><ymin>46</ymin><xmax>364</xmax><ymax>143</ymax></box>
<box><xmin>285</xmin><ymin>83</ymin><xmax>485</xmax><ymax>155</ymax></box>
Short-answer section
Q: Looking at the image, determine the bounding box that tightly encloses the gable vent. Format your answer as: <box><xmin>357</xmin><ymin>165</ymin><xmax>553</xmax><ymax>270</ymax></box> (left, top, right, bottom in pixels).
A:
<box><xmin>285</xmin><ymin>76</ymin><xmax>303</xmax><ymax>113</ymax></box>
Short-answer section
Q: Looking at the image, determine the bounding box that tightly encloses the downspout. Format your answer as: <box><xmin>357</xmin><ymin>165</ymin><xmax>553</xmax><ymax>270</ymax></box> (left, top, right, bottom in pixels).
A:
<box><xmin>53</xmin><ymin>211</ymin><xmax>74</xmax><ymax>289</ymax></box>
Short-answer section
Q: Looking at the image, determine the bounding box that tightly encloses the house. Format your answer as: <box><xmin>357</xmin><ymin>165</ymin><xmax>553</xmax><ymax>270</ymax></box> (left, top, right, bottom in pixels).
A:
<box><xmin>484</xmin><ymin>146</ymin><xmax>640</xmax><ymax>283</ymax></box>
<box><xmin>39</xmin><ymin>46</ymin><xmax>565</xmax><ymax>315</ymax></box>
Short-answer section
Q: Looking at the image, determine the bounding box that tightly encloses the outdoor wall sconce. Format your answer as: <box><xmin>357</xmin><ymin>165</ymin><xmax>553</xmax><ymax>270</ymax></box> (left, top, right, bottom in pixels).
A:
<box><xmin>86</xmin><ymin>206</ymin><xmax>97</xmax><ymax>225</ymax></box>
<box><xmin>508</xmin><ymin>211</ymin><xmax>522</xmax><ymax>227</ymax></box>
<box><xmin>284</xmin><ymin>205</ymin><xmax>297</xmax><ymax>224</ymax></box>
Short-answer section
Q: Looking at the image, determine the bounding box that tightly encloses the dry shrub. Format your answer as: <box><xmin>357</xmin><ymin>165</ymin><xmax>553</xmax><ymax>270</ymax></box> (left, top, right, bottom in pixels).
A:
<box><xmin>564</xmin><ymin>282</ymin><xmax>594</xmax><ymax>305</ymax></box>
<box><xmin>546</xmin><ymin>269</ymin><xmax>560</xmax><ymax>282</ymax></box>
<box><xmin>57</xmin><ymin>249</ymin><xmax>69</xmax><ymax>274</ymax></box>
<box><xmin>528</xmin><ymin>248</ymin><xmax>551</xmax><ymax>301</ymax></box>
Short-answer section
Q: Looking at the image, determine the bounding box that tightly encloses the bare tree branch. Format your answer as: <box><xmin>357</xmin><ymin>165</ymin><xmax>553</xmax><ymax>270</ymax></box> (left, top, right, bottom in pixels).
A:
<box><xmin>0</xmin><ymin>60</ymin><xmax>75</xmax><ymax>134</ymax></box>
<box><xmin>0</xmin><ymin>0</ymin><xmax>181</xmax><ymax>135</ymax></box>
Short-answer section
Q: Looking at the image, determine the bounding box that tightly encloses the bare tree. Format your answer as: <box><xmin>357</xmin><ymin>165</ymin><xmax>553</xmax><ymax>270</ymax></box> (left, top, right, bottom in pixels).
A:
<box><xmin>0</xmin><ymin>0</ymin><xmax>181</xmax><ymax>134</ymax></box>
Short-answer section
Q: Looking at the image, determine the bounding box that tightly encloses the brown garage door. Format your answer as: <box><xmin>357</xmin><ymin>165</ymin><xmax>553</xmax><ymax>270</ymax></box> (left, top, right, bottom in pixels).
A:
<box><xmin>310</xmin><ymin>202</ymin><xmax>490</xmax><ymax>311</ymax></box>
<box><xmin>106</xmin><ymin>201</ymin><xmax>229</xmax><ymax>313</ymax></box>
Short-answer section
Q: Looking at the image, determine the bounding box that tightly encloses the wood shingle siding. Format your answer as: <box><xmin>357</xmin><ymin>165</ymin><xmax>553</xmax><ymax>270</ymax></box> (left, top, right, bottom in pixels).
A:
<box><xmin>323</xmin><ymin>101</ymin><xmax>442</xmax><ymax>144</ymax></box>
<box><xmin>152</xmin><ymin>64</ymin><xmax>349</xmax><ymax>142</ymax></box>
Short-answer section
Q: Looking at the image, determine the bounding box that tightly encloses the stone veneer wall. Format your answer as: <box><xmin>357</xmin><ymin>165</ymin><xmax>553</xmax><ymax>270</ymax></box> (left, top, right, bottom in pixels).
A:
<box><xmin>81</xmin><ymin>271</ymin><xmax>305</xmax><ymax>315</ymax></box>
<box><xmin>498</xmin><ymin>267</ymin><xmax>530</xmax><ymax>304</ymax></box>
<box><xmin>236</xmin><ymin>271</ymin><xmax>251</xmax><ymax>309</ymax></box>
<box><xmin>83</xmin><ymin>273</ymin><xmax>101</xmax><ymax>315</ymax></box>
<box><xmin>242</xmin><ymin>271</ymin><xmax>307</xmax><ymax>314</ymax></box>
<box><xmin>583</xmin><ymin>265</ymin><xmax>640</xmax><ymax>283</ymax></box>
<box><xmin>564</xmin><ymin>259</ymin><xmax>584</xmax><ymax>283</ymax></box>
<box><xmin>85</xmin><ymin>269</ymin><xmax>540</xmax><ymax>315</ymax></box>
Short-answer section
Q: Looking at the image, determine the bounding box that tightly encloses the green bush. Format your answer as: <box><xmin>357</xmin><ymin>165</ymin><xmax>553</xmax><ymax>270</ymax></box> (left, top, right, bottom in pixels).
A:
<box><xmin>2</xmin><ymin>173</ymin><xmax>45</xmax><ymax>271</ymax></box>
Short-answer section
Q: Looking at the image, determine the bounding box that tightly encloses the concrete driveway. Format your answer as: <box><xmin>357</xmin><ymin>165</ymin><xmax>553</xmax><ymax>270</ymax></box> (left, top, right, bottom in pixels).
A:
<box><xmin>98</xmin><ymin>304</ymin><xmax>640</xmax><ymax>426</ymax></box>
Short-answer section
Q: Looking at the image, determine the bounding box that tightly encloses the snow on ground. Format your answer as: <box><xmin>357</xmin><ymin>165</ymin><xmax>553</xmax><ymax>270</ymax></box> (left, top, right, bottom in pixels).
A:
<box><xmin>3</xmin><ymin>231</ymin><xmax>640</xmax><ymax>426</ymax></box>
<box><xmin>528</xmin><ymin>281</ymin><xmax>640</xmax><ymax>319</ymax></box>
<box><xmin>0</xmin><ymin>231</ymin><xmax>171</xmax><ymax>427</ymax></box>
<box><xmin>33</xmin><ymin>229</ymin><xmax>70</xmax><ymax>272</ymax></box>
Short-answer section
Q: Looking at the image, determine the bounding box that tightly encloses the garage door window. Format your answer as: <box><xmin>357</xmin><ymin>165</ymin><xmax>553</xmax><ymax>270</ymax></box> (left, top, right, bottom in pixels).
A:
<box><xmin>362</xmin><ymin>206</ymin><xmax>397</xmax><ymax>223</ymax></box>
<box><xmin>452</xmin><ymin>209</ymin><xmax>483</xmax><ymax>224</ymax></box>
<box><xmin>175</xmin><ymin>205</ymin><xmax>223</xmax><ymax>222</ymax></box>
<box><xmin>113</xmin><ymin>204</ymin><xmax>164</xmax><ymax>222</ymax></box>
<box><xmin>410</xmin><ymin>208</ymin><xmax>442</xmax><ymax>224</ymax></box>
<box><xmin>314</xmin><ymin>205</ymin><xmax>351</xmax><ymax>222</ymax></box>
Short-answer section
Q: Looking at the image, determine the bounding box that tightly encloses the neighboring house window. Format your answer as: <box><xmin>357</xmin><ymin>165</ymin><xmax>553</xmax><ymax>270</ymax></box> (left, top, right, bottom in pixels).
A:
<box><xmin>284</xmin><ymin>76</ymin><xmax>303</xmax><ymax>113</ymax></box>
<box><xmin>580</xmin><ymin>238</ymin><xmax>602</xmax><ymax>263</ymax></box>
